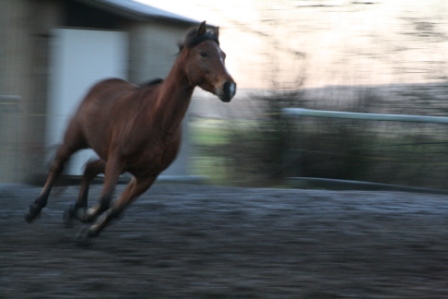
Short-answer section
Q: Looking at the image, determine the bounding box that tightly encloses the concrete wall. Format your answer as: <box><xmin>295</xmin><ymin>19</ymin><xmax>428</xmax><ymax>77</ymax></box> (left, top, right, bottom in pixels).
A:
<box><xmin>0</xmin><ymin>0</ymin><xmax>26</xmax><ymax>183</ymax></box>
<box><xmin>0</xmin><ymin>0</ymin><xmax>62</xmax><ymax>183</ymax></box>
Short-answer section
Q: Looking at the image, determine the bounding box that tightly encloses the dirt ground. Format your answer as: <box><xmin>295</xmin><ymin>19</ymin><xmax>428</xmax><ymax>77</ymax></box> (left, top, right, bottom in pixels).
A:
<box><xmin>1</xmin><ymin>183</ymin><xmax>448</xmax><ymax>298</ymax></box>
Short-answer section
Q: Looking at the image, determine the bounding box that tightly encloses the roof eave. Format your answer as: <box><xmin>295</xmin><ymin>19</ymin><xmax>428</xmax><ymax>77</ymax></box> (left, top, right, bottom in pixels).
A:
<box><xmin>75</xmin><ymin>0</ymin><xmax>201</xmax><ymax>26</ymax></box>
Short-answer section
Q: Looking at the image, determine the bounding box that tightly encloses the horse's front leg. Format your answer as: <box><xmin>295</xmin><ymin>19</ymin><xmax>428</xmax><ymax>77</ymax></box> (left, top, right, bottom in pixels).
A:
<box><xmin>79</xmin><ymin>176</ymin><xmax>155</xmax><ymax>239</ymax></box>
<box><xmin>74</xmin><ymin>156</ymin><xmax>123</xmax><ymax>224</ymax></box>
<box><xmin>63</xmin><ymin>159</ymin><xmax>106</xmax><ymax>225</ymax></box>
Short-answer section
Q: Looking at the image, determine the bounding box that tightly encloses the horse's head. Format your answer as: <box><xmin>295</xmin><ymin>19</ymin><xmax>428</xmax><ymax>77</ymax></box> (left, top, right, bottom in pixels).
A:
<box><xmin>179</xmin><ymin>21</ymin><xmax>236</xmax><ymax>102</ymax></box>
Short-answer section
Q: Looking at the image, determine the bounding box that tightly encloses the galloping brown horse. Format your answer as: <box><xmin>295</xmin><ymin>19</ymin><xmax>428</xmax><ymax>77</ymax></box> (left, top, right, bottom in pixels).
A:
<box><xmin>25</xmin><ymin>21</ymin><xmax>236</xmax><ymax>240</ymax></box>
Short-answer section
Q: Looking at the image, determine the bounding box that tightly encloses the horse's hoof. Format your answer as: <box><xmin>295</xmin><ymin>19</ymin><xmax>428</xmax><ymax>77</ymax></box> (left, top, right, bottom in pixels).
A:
<box><xmin>63</xmin><ymin>206</ymin><xmax>76</xmax><ymax>227</ymax></box>
<box><xmin>75</xmin><ymin>228</ymin><xmax>95</xmax><ymax>248</ymax></box>
<box><xmin>116</xmin><ymin>211</ymin><xmax>125</xmax><ymax>221</ymax></box>
<box><xmin>75</xmin><ymin>208</ymin><xmax>96</xmax><ymax>223</ymax></box>
<box><xmin>25</xmin><ymin>204</ymin><xmax>41</xmax><ymax>223</ymax></box>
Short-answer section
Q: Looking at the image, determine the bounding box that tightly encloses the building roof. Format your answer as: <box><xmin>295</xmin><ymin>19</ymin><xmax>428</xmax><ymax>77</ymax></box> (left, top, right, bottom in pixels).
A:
<box><xmin>77</xmin><ymin>0</ymin><xmax>200</xmax><ymax>25</ymax></box>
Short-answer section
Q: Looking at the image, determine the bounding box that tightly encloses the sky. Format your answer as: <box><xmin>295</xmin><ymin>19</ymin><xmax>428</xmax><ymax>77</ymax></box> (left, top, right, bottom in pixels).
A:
<box><xmin>135</xmin><ymin>0</ymin><xmax>448</xmax><ymax>89</ymax></box>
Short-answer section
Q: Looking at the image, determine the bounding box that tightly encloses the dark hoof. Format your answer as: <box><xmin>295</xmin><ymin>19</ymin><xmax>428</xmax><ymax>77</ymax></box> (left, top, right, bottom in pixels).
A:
<box><xmin>75</xmin><ymin>228</ymin><xmax>96</xmax><ymax>248</ymax></box>
<box><xmin>25</xmin><ymin>204</ymin><xmax>41</xmax><ymax>223</ymax></box>
<box><xmin>116</xmin><ymin>211</ymin><xmax>125</xmax><ymax>221</ymax></box>
<box><xmin>63</xmin><ymin>205</ymin><xmax>76</xmax><ymax>227</ymax></box>
<box><xmin>75</xmin><ymin>208</ymin><xmax>97</xmax><ymax>224</ymax></box>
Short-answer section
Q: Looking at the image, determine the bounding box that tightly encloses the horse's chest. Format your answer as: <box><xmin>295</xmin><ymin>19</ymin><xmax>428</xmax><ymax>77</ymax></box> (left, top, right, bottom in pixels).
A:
<box><xmin>125</xmin><ymin>135</ymin><xmax>180</xmax><ymax>176</ymax></box>
<box><xmin>149</xmin><ymin>139</ymin><xmax>179</xmax><ymax>166</ymax></box>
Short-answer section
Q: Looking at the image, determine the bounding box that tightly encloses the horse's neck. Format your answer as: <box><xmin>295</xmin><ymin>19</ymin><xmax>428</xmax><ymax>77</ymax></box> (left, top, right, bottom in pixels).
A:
<box><xmin>153</xmin><ymin>62</ymin><xmax>194</xmax><ymax>133</ymax></box>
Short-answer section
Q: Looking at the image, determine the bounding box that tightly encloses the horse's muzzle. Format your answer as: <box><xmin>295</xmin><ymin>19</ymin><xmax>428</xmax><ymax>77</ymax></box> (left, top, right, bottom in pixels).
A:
<box><xmin>220</xmin><ymin>81</ymin><xmax>236</xmax><ymax>102</ymax></box>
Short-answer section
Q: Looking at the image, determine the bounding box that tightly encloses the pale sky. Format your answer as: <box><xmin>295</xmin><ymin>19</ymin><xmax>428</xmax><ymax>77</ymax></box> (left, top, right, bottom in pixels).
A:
<box><xmin>136</xmin><ymin>0</ymin><xmax>448</xmax><ymax>89</ymax></box>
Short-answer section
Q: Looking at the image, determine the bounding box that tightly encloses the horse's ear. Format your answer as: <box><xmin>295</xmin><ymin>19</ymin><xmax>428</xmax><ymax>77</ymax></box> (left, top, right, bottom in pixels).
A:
<box><xmin>177</xmin><ymin>42</ymin><xmax>184</xmax><ymax>52</ymax></box>
<box><xmin>197</xmin><ymin>21</ymin><xmax>207</xmax><ymax>36</ymax></box>
<box><xmin>214</xmin><ymin>27</ymin><xmax>220</xmax><ymax>39</ymax></box>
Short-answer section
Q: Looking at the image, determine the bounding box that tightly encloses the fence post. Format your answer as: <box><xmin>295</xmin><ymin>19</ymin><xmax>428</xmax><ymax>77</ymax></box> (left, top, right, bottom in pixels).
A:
<box><xmin>282</xmin><ymin>112</ymin><xmax>301</xmax><ymax>178</ymax></box>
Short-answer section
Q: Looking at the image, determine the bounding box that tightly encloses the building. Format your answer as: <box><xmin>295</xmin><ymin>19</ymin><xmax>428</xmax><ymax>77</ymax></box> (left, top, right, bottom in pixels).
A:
<box><xmin>0</xmin><ymin>0</ymin><xmax>200</xmax><ymax>183</ymax></box>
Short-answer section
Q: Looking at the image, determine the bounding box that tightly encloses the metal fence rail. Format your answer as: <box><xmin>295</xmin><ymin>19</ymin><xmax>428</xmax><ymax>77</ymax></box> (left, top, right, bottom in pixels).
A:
<box><xmin>282</xmin><ymin>107</ymin><xmax>448</xmax><ymax>192</ymax></box>
<box><xmin>282</xmin><ymin>108</ymin><xmax>448</xmax><ymax>124</ymax></box>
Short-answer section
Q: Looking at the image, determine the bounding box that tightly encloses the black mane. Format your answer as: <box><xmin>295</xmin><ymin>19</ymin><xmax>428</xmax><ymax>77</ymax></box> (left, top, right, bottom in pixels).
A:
<box><xmin>139</xmin><ymin>78</ymin><xmax>164</xmax><ymax>88</ymax></box>
<box><xmin>178</xmin><ymin>25</ymin><xmax>219</xmax><ymax>51</ymax></box>
<box><xmin>185</xmin><ymin>32</ymin><xmax>219</xmax><ymax>48</ymax></box>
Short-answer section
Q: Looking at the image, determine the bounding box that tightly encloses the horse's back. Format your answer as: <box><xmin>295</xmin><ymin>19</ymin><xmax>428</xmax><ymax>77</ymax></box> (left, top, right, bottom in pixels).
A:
<box><xmin>77</xmin><ymin>78</ymin><xmax>137</xmax><ymax>121</ymax></box>
<box><xmin>83</xmin><ymin>78</ymin><xmax>136</xmax><ymax>102</ymax></box>
<box><xmin>95</xmin><ymin>78</ymin><xmax>134</xmax><ymax>88</ymax></box>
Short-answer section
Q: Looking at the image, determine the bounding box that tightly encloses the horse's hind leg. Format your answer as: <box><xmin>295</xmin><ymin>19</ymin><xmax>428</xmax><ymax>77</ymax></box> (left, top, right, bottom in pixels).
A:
<box><xmin>63</xmin><ymin>159</ymin><xmax>106</xmax><ymax>225</ymax></box>
<box><xmin>25</xmin><ymin>120</ymin><xmax>86</xmax><ymax>223</ymax></box>
<box><xmin>25</xmin><ymin>144</ymin><xmax>76</xmax><ymax>222</ymax></box>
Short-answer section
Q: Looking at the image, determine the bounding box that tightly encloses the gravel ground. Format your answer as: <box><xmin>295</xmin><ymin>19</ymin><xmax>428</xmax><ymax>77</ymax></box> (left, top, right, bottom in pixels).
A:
<box><xmin>1</xmin><ymin>183</ymin><xmax>448</xmax><ymax>298</ymax></box>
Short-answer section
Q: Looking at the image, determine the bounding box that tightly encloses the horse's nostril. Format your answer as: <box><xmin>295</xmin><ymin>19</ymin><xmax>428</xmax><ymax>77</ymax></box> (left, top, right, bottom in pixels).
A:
<box><xmin>223</xmin><ymin>81</ymin><xmax>236</xmax><ymax>99</ymax></box>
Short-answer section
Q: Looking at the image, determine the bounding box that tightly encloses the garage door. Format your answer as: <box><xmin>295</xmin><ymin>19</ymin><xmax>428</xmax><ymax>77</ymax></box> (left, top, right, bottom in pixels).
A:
<box><xmin>46</xmin><ymin>28</ymin><xmax>127</xmax><ymax>175</ymax></box>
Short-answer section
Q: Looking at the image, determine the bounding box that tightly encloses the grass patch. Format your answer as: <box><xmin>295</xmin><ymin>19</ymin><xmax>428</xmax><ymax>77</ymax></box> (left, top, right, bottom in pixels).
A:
<box><xmin>190</xmin><ymin>117</ymin><xmax>448</xmax><ymax>189</ymax></box>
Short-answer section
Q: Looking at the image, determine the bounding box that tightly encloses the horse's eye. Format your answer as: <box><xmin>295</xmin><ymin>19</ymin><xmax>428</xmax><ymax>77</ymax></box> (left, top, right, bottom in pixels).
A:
<box><xmin>200</xmin><ymin>51</ymin><xmax>208</xmax><ymax>58</ymax></box>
